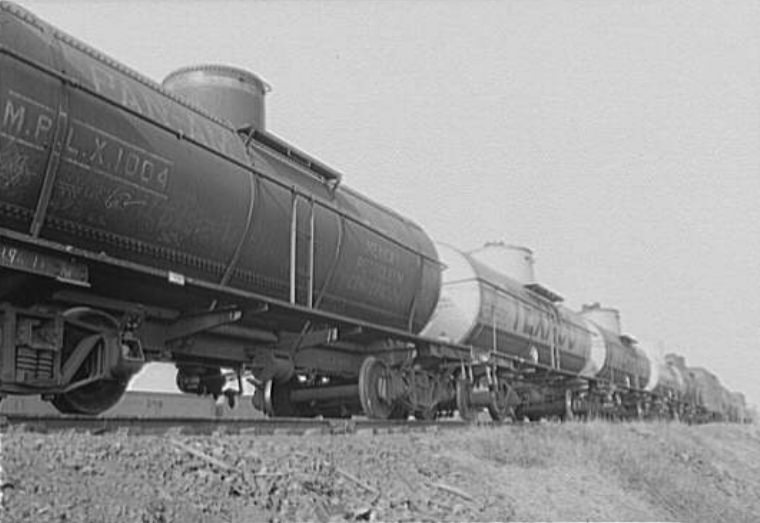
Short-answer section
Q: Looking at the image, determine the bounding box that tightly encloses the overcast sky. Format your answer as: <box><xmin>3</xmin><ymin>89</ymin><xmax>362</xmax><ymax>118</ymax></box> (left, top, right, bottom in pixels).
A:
<box><xmin>20</xmin><ymin>0</ymin><xmax>760</xmax><ymax>408</ymax></box>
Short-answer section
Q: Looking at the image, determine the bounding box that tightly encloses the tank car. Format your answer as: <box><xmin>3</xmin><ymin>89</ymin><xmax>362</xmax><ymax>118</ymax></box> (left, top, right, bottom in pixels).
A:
<box><xmin>644</xmin><ymin>354</ymin><xmax>687</xmax><ymax>419</ymax></box>
<box><xmin>727</xmin><ymin>392</ymin><xmax>748</xmax><ymax>423</ymax></box>
<box><xmin>0</xmin><ymin>2</ymin><xmax>746</xmax><ymax>423</ymax></box>
<box><xmin>0</xmin><ymin>1</ymin><xmax>443</xmax><ymax>416</ymax></box>
<box><xmin>421</xmin><ymin>242</ymin><xmax>653</xmax><ymax>421</ymax></box>
<box><xmin>663</xmin><ymin>354</ymin><xmax>732</xmax><ymax>423</ymax></box>
<box><xmin>685</xmin><ymin>367</ymin><xmax>729</xmax><ymax>422</ymax></box>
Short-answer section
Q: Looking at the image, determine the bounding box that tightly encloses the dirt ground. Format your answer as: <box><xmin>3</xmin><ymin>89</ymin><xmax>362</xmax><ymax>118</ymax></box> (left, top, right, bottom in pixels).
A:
<box><xmin>1</xmin><ymin>420</ymin><xmax>759</xmax><ymax>522</ymax></box>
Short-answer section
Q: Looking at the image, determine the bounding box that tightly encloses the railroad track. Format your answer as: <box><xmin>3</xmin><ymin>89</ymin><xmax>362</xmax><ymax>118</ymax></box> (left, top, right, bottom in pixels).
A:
<box><xmin>0</xmin><ymin>414</ymin><xmax>476</xmax><ymax>436</ymax></box>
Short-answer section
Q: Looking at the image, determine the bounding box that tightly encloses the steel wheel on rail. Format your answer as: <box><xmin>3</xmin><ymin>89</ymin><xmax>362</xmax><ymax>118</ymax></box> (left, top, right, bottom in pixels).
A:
<box><xmin>389</xmin><ymin>404</ymin><xmax>410</xmax><ymax>420</ymax></box>
<box><xmin>414</xmin><ymin>407</ymin><xmax>438</xmax><ymax>421</ymax></box>
<box><xmin>358</xmin><ymin>356</ymin><xmax>395</xmax><ymax>419</ymax></box>
<box><xmin>487</xmin><ymin>380</ymin><xmax>515</xmax><ymax>422</ymax></box>
<box><xmin>456</xmin><ymin>378</ymin><xmax>478</xmax><ymax>422</ymax></box>
<box><xmin>264</xmin><ymin>378</ymin><xmax>305</xmax><ymax>417</ymax></box>
<box><xmin>51</xmin><ymin>308</ymin><xmax>129</xmax><ymax>415</ymax></box>
<box><xmin>51</xmin><ymin>379</ymin><xmax>128</xmax><ymax>415</ymax></box>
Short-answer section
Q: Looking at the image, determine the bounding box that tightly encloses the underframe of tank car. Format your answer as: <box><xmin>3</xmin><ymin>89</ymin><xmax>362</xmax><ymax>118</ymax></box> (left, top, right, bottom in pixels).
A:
<box><xmin>0</xmin><ymin>227</ymin><xmax>727</xmax><ymax>422</ymax></box>
<box><xmin>0</xmin><ymin>226</ymin><xmax>469</xmax><ymax>417</ymax></box>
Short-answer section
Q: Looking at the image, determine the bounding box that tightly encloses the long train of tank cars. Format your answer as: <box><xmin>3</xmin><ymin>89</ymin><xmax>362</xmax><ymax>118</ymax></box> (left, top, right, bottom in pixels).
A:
<box><xmin>0</xmin><ymin>1</ymin><xmax>751</xmax><ymax>426</ymax></box>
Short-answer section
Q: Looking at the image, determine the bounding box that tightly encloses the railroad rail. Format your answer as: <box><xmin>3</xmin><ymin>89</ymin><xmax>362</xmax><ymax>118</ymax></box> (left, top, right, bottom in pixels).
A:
<box><xmin>0</xmin><ymin>415</ymin><xmax>472</xmax><ymax>436</ymax></box>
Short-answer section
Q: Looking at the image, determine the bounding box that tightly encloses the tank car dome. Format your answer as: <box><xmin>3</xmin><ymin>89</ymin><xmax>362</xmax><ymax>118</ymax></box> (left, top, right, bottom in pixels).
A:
<box><xmin>665</xmin><ymin>353</ymin><xmax>687</xmax><ymax>370</ymax></box>
<box><xmin>469</xmin><ymin>241</ymin><xmax>536</xmax><ymax>284</ymax></box>
<box><xmin>162</xmin><ymin>64</ymin><xmax>270</xmax><ymax>132</ymax></box>
<box><xmin>580</xmin><ymin>302</ymin><xmax>622</xmax><ymax>335</ymax></box>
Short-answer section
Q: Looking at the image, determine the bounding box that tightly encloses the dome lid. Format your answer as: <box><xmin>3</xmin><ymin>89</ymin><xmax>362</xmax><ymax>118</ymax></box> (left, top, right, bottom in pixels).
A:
<box><xmin>469</xmin><ymin>241</ymin><xmax>535</xmax><ymax>284</ymax></box>
<box><xmin>163</xmin><ymin>64</ymin><xmax>270</xmax><ymax>131</ymax></box>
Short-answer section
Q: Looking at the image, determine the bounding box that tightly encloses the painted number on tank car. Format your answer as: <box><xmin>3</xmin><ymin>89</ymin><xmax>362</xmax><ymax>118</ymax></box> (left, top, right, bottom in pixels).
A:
<box><xmin>1</xmin><ymin>91</ymin><xmax>53</xmax><ymax>192</ymax></box>
<box><xmin>2</xmin><ymin>90</ymin><xmax>55</xmax><ymax>152</ymax></box>
<box><xmin>2</xmin><ymin>90</ymin><xmax>172</xmax><ymax>201</ymax></box>
<box><xmin>346</xmin><ymin>238</ymin><xmax>408</xmax><ymax>307</ymax></box>
<box><xmin>63</xmin><ymin>119</ymin><xmax>172</xmax><ymax>200</ymax></box>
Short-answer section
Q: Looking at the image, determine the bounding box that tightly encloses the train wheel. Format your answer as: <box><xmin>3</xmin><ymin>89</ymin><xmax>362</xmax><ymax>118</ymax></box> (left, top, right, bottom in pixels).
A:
<box><xmin>456</xmin><ymin>379</ymin><xmax>478</xmax><ymax>422</ymax></box>
<box><xmin>562</xmin><ymin>389</ymin><xmax>575</xmax><ymax>422</ymax></box>
<box><xmin>414</xmin><ymin>407</ymin><xmax>438</xmax><ymax>421</ymax></box>
<box><xmin>358</xmin><ymin>357</ymin><xmax>394</xmax><ymax>419</ymax></box>
<box><xmin>51</xmin><ymin>308</ymin><xmax>130</xmax><ymax>415</ymax></box>
<box><xmin>488</xmin><ymin>381</ymin><xmax>514</xmax><ymax>422</ymax></box>
<box><xmin>264</xmin><ymin>378</ymin><xmax>304</xmax><ymax>417</ymax></box>
<box><xmin>51</xmin><ymin>379</ymin><xmax>127</xmax><ymax>415</ymax></box>
<box><xmin>389</xmin><ymin>404</ymin><xmax>410</xmax><ymax>420</ymax></box>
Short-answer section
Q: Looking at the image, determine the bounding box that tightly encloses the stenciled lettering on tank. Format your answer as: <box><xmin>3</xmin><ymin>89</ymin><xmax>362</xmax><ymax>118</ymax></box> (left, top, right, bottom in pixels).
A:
<box><xmin>0</xmin><ymin>139</ymin><xmax>32</xmax><ymax>191</ymax></box>
<box><xmin>52</xmin><ymin>166</ymin><xmax>238</xmax><ymax>254</ymax></box>
<box><xmin>0</xmin><ymin>90</ymin><xmax>54</xmax><ymax>193</ymax></box>
<box><xmin>62</xmin><ymin>118</ymin><xmax>171</xmax><ymax>200</ymax></box>
<box><xmin>48</xmin><ymin>172</ymin><xmax>110</xmax><ymax>227</ymax></box>
<box><xmin>0</xmin><ymin>89</ymin><xmax>171</xmax><ymax>214</ymax></box>
<box><xmin>1</xmin><ymin>90</ymin><xmax>55</xmax><ymax>150</ymax></box>
<box><xmin>80</xmin><ymin>56</ymin><xmax>237</xmax><ymax>158</ymax></box>
<box><xmin>490</xmin><ymin>290</ymin><xmax>580</xmax><ymax>352</ymax></box>
<box><xmin>525</xmin><ymin>309</ymin><xmax>553</xmax><ymax>343</ymax></box>
<box><xmin>345</xmin><ymin>237</ymin><xmax>408</xmax><ymax>308</ymax></box>
<box><xmin>556</xmin><ymin>322</ymin><xmax>578</xmax><ymax>354</ymax></box>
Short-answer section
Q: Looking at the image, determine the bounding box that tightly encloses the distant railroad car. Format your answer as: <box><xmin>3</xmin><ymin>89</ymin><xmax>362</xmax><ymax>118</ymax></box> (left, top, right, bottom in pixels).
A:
<box><xmin>421</xmin><ymin>243</ymin><xmax>601</xmax><ymax>376</ymax></box>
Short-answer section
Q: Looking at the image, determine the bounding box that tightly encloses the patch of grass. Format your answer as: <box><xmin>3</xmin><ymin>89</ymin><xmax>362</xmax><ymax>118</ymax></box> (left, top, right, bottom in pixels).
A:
<box><xmin>466</xmin><ymin>421</ymin><xmax>760</xmax><ymax>522</ymax></box>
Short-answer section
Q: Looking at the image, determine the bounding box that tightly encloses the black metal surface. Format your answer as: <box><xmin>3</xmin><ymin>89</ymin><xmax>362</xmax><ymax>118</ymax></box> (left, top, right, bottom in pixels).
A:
<box><xmin>0</xmin><ymin>1</ymin><xmax>441</xmax><ymax>334</ymax></box>
<box><xmin>0</xmin><ymin>237</ymin><xmax>88</xmax><ymax>285</ymax></box>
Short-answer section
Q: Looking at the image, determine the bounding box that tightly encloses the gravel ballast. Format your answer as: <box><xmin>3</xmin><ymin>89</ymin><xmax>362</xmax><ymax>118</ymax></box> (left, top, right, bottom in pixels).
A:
<box><xmin>2</xmin><ymin>421</ymin><xmax>759</xmax><ymax>522</ymax></box>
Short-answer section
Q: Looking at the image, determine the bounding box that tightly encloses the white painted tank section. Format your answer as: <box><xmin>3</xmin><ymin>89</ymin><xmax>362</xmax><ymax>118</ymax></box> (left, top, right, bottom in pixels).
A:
<box><xmin>469</xmin><ymin>242</ymin><xmax>536</xmax><ymax>284</ymax></box>
<box><xmin>420</xmin><ymin>244</ymin><xmax>480</xmax><ymax>343</ymax></box>
<box><xmin>581</xmin><ymin>303</ymin><xmax>622</xmax><ymax>335</ymax></box>
<box><xmin>637</xmin><ymin>341</ymin><xmax>660</xmax><ymax>391</ymax></box>
<box><xmin>672</xmin><ymin>365</ymin><xmax>686</xmax><ymax>391</ymax></box>
<box><xmin>579</xmin><ymin>318</ymin><xmax>607</xmax><ymax>377</ymax></box>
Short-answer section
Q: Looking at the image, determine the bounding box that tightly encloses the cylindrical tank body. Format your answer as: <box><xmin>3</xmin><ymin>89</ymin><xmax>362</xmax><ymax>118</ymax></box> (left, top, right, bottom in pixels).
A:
<box><xmin>469</xmin><ymin>242</ymin><xmax>535</xmax><ymax>284</ymax></box>
<box><xmin>666</xmin><ymin>353</ymin><xmax>697</xmax><ymax>404</ymax></box>
<box><xmin>652</xmin><ymin>359</ymin><xmax>686</xmax><ymax>397</ymax></box>
<box><xmin>0</xmin><ymin>3</ymin><xmax>440</xmax><ymax>332</ymax></box>
<box><xmin>581</xmin><ymin>316</ymin><xmax>650</xmax><ymax>389</ymax></box>
<box><xmin>162</xmin><ymin>65</ymin><xmax>269</xmax><ymax>132</ymax></box>
<box><xmin>421</xmin><ymin>244</ymin><xmax>603</xmax><ymax>376</ymax></box>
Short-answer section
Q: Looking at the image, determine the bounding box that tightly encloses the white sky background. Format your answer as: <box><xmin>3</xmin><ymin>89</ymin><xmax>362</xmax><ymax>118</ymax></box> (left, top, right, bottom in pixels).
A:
<box><xmin>20</xmin><ymin>0</ymin><xmax>760</xmax><ymax>408</ymax></box>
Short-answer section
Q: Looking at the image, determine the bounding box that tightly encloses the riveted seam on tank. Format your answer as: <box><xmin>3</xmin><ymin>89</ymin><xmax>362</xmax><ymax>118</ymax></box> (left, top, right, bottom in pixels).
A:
<box><xmin>0</xmin><ymin>2</ymin><xmax>46</xmax><ymax>30</ymax></box>
<box><xmin>42</xmin><ymin>216</ymin><xmax>231</xmax><ymax>276</ymax></box>
<box><xmin>1</xmin><ymin>2</ymin><xmax>238</xmax><ymax>130</ymax></box>
<box><xmin>51</xmin><ymin>33</ymin><xmax>235</xmax><ymax>131</ymax></box>
<box><xmin>37</xmin><ymin>215</ymin><xmax>303</xmax><ymax>296</ymax></box>
<box><xmin>0</xmin><ymin>202</ymin><xmax>33</xmax><ymax>221</ymax></box>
